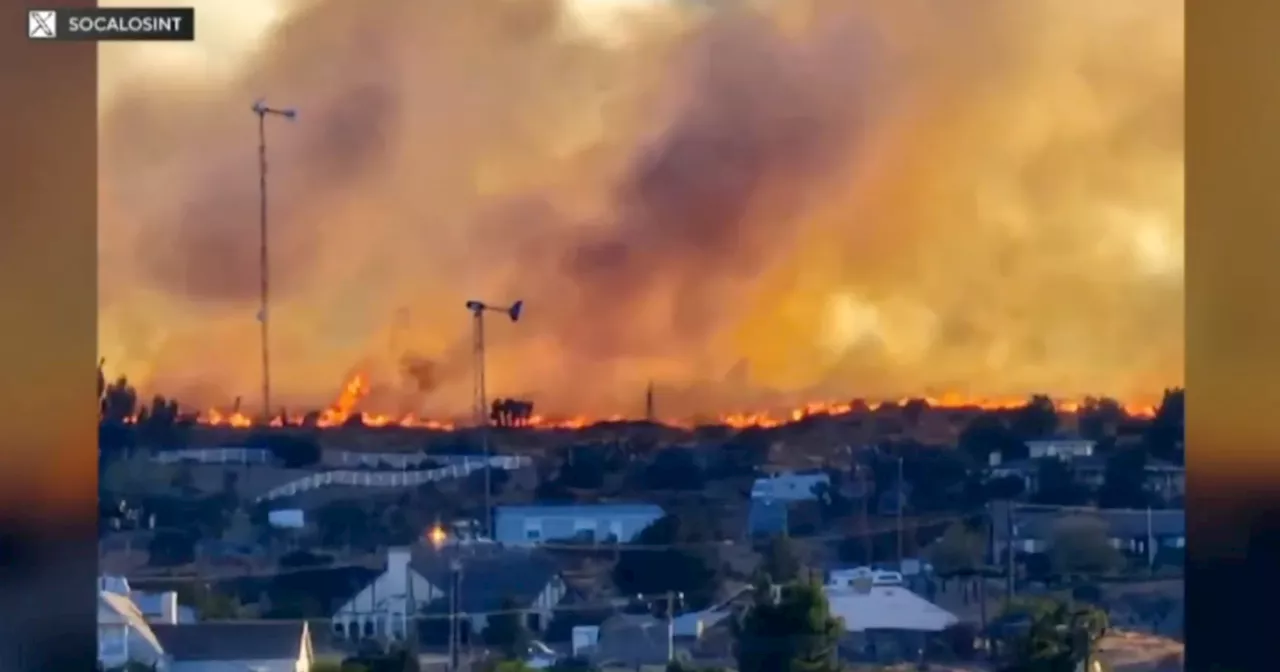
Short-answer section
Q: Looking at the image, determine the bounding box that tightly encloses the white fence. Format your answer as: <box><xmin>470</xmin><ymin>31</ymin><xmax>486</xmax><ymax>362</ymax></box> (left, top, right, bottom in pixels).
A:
<box><xmin>256</xmin><ymin>455</ymin><xmax>533</xmax><ymax>502</ymax></box>
<box><xmin>324</xmin><ymin>451</ymin><xmax>489</xmax><ymax>469</ymax></box>
<box><xmin>152</xmin><ymin>448</ymin><xmax>273</xmax><ymax>465</ymax></box>
<box><xmin>151</xmin><ymin>448</ymin><xmax>489</xmax><ymax>470</ymax></box>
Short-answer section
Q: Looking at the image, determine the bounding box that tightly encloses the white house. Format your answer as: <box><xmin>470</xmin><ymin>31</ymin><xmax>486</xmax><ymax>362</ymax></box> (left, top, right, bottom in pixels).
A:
<box><xmin>823</xmin><ymin>581</ymin><xmax>959</xmax><ymax>633</ymax></box>
<box><xmin>1025</xmin><ymin>438</ymin><xmax>1097</xmax><ymax>460</ymax></box>
<box><xmin>99</xmin><ymin>591</ymin><xmax>167</xmax><ymax>671</ymax></box>
<box><xmin>331</xmin><ymin>545</ymin><xmax>569</xmax><ymax>642</ymax></box>
<box><xmin>151</xmin><ymin>622</ymin><xmax>313</xmax><ymax>672</ymax></box>
<box><xmin>99</xmin><ymin>575</ymin><xmax>196</xmax><ymax>625</ymax></box>
<box><xmin>750</xmin><ymin>471</ymin><xmax>829</xmax><ymax>502</ymax></box>
<box><xmin>493</xmin><ymin>503</ymin><xmax>665</xmax><ymax>545</ymax></box>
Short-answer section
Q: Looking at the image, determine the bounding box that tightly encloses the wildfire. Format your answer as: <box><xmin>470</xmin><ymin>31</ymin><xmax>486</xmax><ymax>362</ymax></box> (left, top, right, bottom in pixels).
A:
<box><xmin>190</xmin><ymin>373</ymin><xmax>1158</xmax><ymax>432</ymax></box>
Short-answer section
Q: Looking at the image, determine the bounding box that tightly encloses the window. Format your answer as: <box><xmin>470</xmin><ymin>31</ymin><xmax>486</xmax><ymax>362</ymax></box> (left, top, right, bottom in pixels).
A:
<box><xmin>573</xmin><ymin>518</ymin><xmax>596</xmax><ymax>542</ymax></box>
<box><xmin>524</xmin><ymin>521</ymin><xmax>542</xmax><ymax>541</ymax></box>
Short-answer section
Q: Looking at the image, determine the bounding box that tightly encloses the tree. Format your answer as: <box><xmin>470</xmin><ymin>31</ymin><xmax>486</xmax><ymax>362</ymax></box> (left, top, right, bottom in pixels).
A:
<box><xmin>557</xmin><ymin>445</ymin><xmax>610</xmax><ymax>490</ymax></box>
<box><xmin>147</xmin><ymin>529</ymin><xmax>196</xmax><ymax>567</ymax></box>
<box><xmin>1029</xmin><ymin>459</ymin><xmax>1089</xmax><ymax>506</ymax></box>
<box><xmin>1010</xmin><ymin>395</ymin><xmax>1059</xmax><ymax>441</ymax></box>
<box><xmin>734</xmin><ymin>579</ymin><xmax>843</xmax><ymax>672</ymax></box>
<box><xmin>613</xmin><ymin>514</ymin><xmax>720</xmax><ymax>609</ymax></box>
<box><xmin>717</xmin><ymin>427</ymin><xmax>772</xmax><ymax>477</ymax></box>
<box><xmin>644</xmin><ymin>448</ymin><xmax>706</xmax><ymax>491</ymax></box>
<box><xmin>1144</xmin><ymin>388</ymin><xmax>1184</xmax><ymax>464</ymax></box>
<box><xmin>259</xmin><ymin>432</ymin><xmax>322</xmax><ymax>468</ymax></box>
<box><xmin>997</xmin><ymin>597</ymin><xmax>1108</xmax><ymax>672</ymax></box>
<box><xmin>928</xmin><ymin>523</ymin><xmax>985</xmax><ymax>577</ymax></box>
<box><xmin>484</xmin><ymin>596</ymin><xmax>533</xmax><ymax>659</ymax></box>
<box><xmin>759</xmin><ymin>535</ymin><xmax>804</xmax><ymax>584</ymax></box>
<box><xmin>1046</xmin><ymin>516</ymin><xmax>1123</xmax><ymax>577</ymax></box>
<box><xmin>1077</xmin><ymin>397</ymin><xmax>1126</xmax><ymax>442</ymax></box>
<box><xmin>902</xmin><ymin>398</ymin><xmax>930</xmax><ymax>427</ymax></box>
<box><xmin>1096</xmin><ymin>449</ymin><xmax>1154</xmax><ymax>509</ymax></box>
<box><xmin>959</xmin><ymin>412</ymin><xmax>1025</xmax><ymax>464</ymax></box>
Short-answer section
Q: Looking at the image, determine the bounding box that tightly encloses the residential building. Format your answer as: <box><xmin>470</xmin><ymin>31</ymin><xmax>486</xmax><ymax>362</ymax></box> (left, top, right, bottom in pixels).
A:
<box><xmin>99</xmin><ymin>575</ymin><xmax>196</xmax><ymax>624</ymax></box>
<box><xmin>1026</xmin><ymin>437</ymin><xmax>1097</xmax><ymax>460</ymax></box>
<box><xmin>748</xmin><ymin>471</ymin><xmax>830</xmax><ymax>537</ymax></box>
<box><xmin>493</xmin><ymin>503</ymin><xmax>664</xmax><ymax>545</ymax></box>
<box><xmin>330</xmin><ymin>544</ymin><xmax>568</xmax><ymax>642</ymax></box>
<box><xmin>99</xmin><ymin>591</ymin><xmax>167</xmax><ymax>671</ymax></box>
<box><xmin>987</xmin><ymin>442</ymin><xmax>1186</xmax><ymax>499</ymax></box>
<box><xmin>152</xmin><ymin>622</ymin><xmax>313</xmax><ymax>672</ymax></box>
<box><xmin>750</xmin><ymin>471</ymin><xmax>830</xmax><ymax>502</ymax></box>
<box><xmin>989</xmin><ymin>503</ymin><xmax>1186</xmax><ymax>560</ymax></box>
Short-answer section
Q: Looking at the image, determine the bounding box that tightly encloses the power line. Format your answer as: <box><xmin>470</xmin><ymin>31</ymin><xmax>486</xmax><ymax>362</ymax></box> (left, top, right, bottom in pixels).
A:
<box><xmin>118</xmin><ymin>502</ymin><xmax>1150</xmax><ymax>584</ymax></box>
<box><xmin>122</xmin><ymin>512</ymin><xmax>977</xmax><ymax>584</ymax></box>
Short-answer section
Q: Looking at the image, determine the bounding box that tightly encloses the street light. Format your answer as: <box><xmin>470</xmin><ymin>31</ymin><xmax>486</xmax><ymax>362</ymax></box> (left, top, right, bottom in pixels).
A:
<box><xmin>251</xmin><ymin>98</ymin><xmax>297</xmax><ymax>422</ymax></box>
<box><xmin>464</xmin><ymin>299</ymin><xmax>523</xmax><ymax>538</ymax></box>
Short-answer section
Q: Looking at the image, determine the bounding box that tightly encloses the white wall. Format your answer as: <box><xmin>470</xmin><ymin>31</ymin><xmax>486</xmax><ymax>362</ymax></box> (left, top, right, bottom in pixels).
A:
<box><xmin>332</xmin><ymin>549</ymin><xmax>441</xmax><ymax>641</ymax></box>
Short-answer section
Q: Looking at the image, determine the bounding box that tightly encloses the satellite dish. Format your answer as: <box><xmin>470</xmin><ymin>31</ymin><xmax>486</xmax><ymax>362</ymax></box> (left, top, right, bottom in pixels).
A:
<box><xmin>508</xmin><ymin>300</ymin><xmax>524</xmax><ymax>323</ymax></box>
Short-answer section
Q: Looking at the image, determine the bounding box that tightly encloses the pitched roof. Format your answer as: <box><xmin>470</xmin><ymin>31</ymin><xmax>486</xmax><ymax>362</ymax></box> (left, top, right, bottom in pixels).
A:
<box><xmin>99</xmin><ymin>591</ymin><xmax>165</xmax><ymax>656</ymax></box>
<box><xmin>495</xmin><ymin>503</ymin><xmax>664</xmax><ymax>517</ymax></box>
<box><xmin>151</xmin><ymin>622</ymin><xmax>307</xmax><ymax>661</ymax></box>
<box><xmin>414</xmin><ymin>547</ymin><xmax>562</xmax><ymax>615</ymax></box>
<box><xmin>825</xmin><ymin>585</ymin><xmax>959</xmax><ymax>632</ymax></box>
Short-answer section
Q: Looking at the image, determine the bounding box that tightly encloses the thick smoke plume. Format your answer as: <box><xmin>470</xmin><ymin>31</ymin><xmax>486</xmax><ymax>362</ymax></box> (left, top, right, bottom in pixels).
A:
<box><xmin>98</xmin><ymin>0</ymin><xmax>1184</xmax><ymax>417</ymax></box>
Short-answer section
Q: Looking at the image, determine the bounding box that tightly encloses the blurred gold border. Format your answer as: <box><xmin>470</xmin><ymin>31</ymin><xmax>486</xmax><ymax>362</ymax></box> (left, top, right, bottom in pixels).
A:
<box><xmin>1187</xmin><ymin>0</ymin><xmax>1280</xmax><ymax>555</ymax></box>
<box><xmin>0</xmin><ymin>0</ymin><xmax>97</xmax><ymax>520</ymax></box>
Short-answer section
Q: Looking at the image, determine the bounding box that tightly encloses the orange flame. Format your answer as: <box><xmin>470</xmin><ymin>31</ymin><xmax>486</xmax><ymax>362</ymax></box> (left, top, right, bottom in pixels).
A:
<box><xmin>189</xmin><ymin>373</ymin><xmax>1157</xmax><ymax>432</ymax></box>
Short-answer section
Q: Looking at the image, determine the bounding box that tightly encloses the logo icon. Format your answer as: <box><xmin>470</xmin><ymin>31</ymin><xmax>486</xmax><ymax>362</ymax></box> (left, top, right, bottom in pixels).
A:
<box><xmin>28</xmin><ymin>10</ymin><xmax>56</xmax><ymax>39</ymax></box>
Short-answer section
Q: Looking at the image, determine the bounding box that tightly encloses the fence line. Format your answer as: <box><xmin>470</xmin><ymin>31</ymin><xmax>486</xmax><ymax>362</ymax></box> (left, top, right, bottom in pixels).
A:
<box><xmin>151</xmin><ymin>447</ymin><xmax>272</xmax><ymax>465</ymax></box>
<box><xmin>151</xmin><ymin>448</ymin><xmax>491</xmax><ymax>470</ymax></box>
<box><xmin>256</xmin><ymin>456</ymin><xmax>533</xmax><ymax>502</ymax></box>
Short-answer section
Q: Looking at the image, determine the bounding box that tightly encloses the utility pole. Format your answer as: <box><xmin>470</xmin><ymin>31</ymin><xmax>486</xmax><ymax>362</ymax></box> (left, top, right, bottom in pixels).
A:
<box><xmin>1145</xmin><ymin>506</ymin><xmax>1156</xmax><ymax>574</ymax></box>
<box><xmin>465</xmin><ymin>300</ymin><xmax>522</xmax><ymax>539</ymax></box>
<box><xmin>665</xmin><ymin>591</ymin><xmax>677</xmax><ymax>664</ymax></box>
<box><xmin>406</xmin><ymin>559</ymin><xmax>418</xmax><ymax>659</ymax></box>
<box><xmin>645</xmin><ymin>381</ymin><xmax>655</xmax><ymax>423</ymax></box>
<box><xmin>250</xmin><ymin>99</ymin><xmax>296</xmax><ymax>422</ymax></box>
<box><xmin>449</xmin><ymin>558</ymin><xmax>463</xmax><ymax>671</ymax></box>
<box><xmin>1005</xmin><ymin>501</ymin><xmax>1016</xmax><ymax>606</ymax></box>
<box><xmin>896</xmin><ymin>456</ymin><xmax>905</xmax><ymax>565</ymax></box>
<box><xmin>858</xmin><ymin>465</ymin><xmax>872</xmax><ymax>563</ymax></box>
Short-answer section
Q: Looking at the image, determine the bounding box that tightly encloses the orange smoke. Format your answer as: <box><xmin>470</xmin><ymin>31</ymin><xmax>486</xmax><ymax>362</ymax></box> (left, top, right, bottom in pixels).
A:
<box><xmin>98</xmin><ymin>0</ymin><xmax>1184</xmax><ymax>417</ymax></box>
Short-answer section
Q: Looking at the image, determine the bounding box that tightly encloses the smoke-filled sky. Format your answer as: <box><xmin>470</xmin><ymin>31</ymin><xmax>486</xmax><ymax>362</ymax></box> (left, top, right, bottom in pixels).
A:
<box><xmin>98</xmin><ymin>0</ymin><xmax>1184</xmax><ymax>418</ymax></box>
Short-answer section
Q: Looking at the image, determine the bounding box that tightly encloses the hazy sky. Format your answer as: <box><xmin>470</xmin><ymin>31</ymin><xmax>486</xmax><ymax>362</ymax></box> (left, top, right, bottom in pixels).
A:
<box><xmin>97</xmin><ymin>0</ymin><xmax>1184</xmax><ymax>418</ymax></box>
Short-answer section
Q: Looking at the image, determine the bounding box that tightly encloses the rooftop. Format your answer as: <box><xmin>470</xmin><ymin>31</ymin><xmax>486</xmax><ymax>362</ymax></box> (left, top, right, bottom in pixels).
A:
<box><xmin>494</xmin><ymin>503</ymin><xmax>665</xmax><ymax>517</ymax></box>
<box><xmin>824</xmin><ymin>585</ymin><xmax>958</xmax><ymax>632</ymax></box>
<box><xmin>151</xmin><ymin>621</ymin><xmax>307</xmax><ymax>662</ymax></box>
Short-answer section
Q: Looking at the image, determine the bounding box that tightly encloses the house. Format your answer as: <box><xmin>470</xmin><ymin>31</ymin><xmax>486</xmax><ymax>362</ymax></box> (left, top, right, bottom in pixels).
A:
<box><xmin>493</xmin><ymin>503</ymin><xmax>664</xmax><ymax>545</ymax></box>
<box><xmin>823</xmin><ymin>577</ymin><xmax>959</xmax><ymax>663</ymax></box>
<box><xmin>989</xmin><ymin>503</ymin><xmax>1186</xmax><ymax>561</ymax></box>
<box><xmin>1026</xmin><ymin>437</ymin><xmax>1098</xmax><ymax>460</ymax></box>
<box><xmin>330</xmin><ymin>544</ymin><xmax>568</xmax><ymax>643</ymax></box>
<box><xmin>748</xmin><ymin>471</ymin><xmax>830</xmax><ymax>537</ymax></box>
<box><xmin>152</xmin><ymin>622</ymin><xmax>313</xmax><ymax>672</ymax></box>
<box><xmin>987</xmin><ymin>442</ymin><xmax>1186</xmax><ymax>500</ymax></box>
<box><xmin>750</xmin><ymin>471</ymin><xmax>830</xmax><ymax>502</ymax></box>
<box><xmin>99</xmin><ymin>591</ymin><xmax>167</xmax><ymax>670</ymax></box>
<box><xmin>99</xmin><ymin>575</ymin><xmax>196</xmax><ymax>624</ymax></box>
